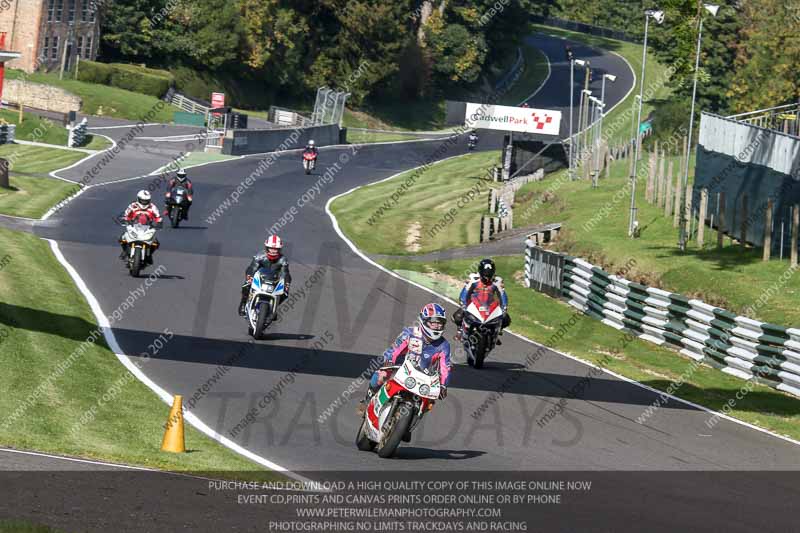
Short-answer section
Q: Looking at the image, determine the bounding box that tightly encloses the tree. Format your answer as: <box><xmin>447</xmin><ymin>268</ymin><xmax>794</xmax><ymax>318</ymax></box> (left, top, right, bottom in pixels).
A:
<box><xmin>99</xmin><ymin>0</ymin><xmax>163</xmax><ymax>60</ymax></box>
<box><xmin>728</xmin><ymin>0</ymin><xmax>800</xmax><ymax>112</ymax></box>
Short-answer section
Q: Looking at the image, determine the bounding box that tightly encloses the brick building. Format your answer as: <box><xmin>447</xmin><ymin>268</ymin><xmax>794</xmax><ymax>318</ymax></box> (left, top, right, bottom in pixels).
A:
<box><xmin>0</xmin><ymin>0</ymin><xmax>101</xmax><ymax>73</ymax></box>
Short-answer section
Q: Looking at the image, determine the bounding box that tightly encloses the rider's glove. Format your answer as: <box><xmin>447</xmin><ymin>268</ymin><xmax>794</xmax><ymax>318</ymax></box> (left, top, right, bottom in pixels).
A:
<box><xmin>439</xmin><ymin>386</ymin><xmax>447</xmax><ymax>400</ymax></box>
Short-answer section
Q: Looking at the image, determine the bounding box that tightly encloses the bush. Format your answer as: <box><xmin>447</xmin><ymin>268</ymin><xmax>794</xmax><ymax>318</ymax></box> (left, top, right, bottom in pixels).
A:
<box><xmin>109</xmin><ymin>69</ymin><xmax>171</xmax><ymax>98</ymax></box>
<box><xmin>110</xmin><ymin>63</ymin><xmax>173</xmax><ymax>80</ymax></box>
<box><xmin>77</xmin><ymin>60</ymin><xmax>113</xmax><ymax>85</ymax></box>
<box><xmin>77</xmin><ymin>61</ymin><xmax>173</xmax><ymax>98</ymax></box>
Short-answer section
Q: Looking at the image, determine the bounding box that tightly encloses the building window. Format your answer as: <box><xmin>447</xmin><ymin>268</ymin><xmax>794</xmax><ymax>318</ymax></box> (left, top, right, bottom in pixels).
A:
<box><xmin>84</xmin><ymin>35</ymin><xmax>93</xmax><ymax>59</ymax></box>
<box><xmin>44</xmin><ymin>36</ymin><xmax>50</xmax><ymax>56</ymax></box>
<box><xmin>81</xmin><ymin>0</ymin><xmax>89</xmax><ymax>22</ymax></box>
<box><xmin>55</xmin><ymin>0</ymin><xmax>63</xmax><ymax>22</ymax></box>
<box><xmin>68</xmin><ymin>0</ymin><xmax>76</xmax><ymax>22</ymax></box>
<box><xmin>76</xmin><ymin>36</ymin><xmax>83</xmax><ymax>58</ymax></box>
<box><xmin>47</xmin><ymin>0</ymin><xmax>56</xmax><ymax>22</ymax></box>
<box><xmin>51</xmin><ymin>35</ymin><xmax>60</xmax><ymax>60</ymax></box>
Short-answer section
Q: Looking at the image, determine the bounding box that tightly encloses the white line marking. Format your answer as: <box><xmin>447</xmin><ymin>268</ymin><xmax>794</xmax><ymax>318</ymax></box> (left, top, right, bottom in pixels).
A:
<box><xmin>45</xmin><ymin>238</ymin><xmax>314</xmax><ymax>482</ymax></box>
<box><xmin>87</xmin><ymin>123</ymin><xmax>161</xmax><ymax>130</ymax></box>
<box><xmin>517</xmin><ymin>46</ymin><xmax>552</xmax><ymax>105</ymax></box>
<box><xmin>13</xmin><ymin>139</ymin><xmax>98</xmax><ymax>154</ymax></box>
<box><xmin>325</xmin><ymin>163</ymin><xmax>800</xmax><ymax>451</ymax></box>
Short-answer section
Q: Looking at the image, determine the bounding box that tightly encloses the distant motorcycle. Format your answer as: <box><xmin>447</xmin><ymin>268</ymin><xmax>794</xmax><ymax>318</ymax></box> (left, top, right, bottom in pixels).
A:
<box><xmin>302</xmin><ymin>151</ymin><xmax>317</xmax><ymax>174</ymax></box>
<box><xmin>165</xmin><ymin>185</ymin><xmax>189</xmax><ymax>228</ymax></box>
<box><xmin>119</xmin><ymin>215</ymin><xmax>159</xmax><ymax>278</ymax></box>
<box><xmin>460</xmin><ymin>294</ymin><xmax>504</xmax><ymax>369</ymax></box>
<box><xmin>243</xmin><ymin>264</ymin><xmax>287</xmax><ymax>339</ymax></box>
<box><xmin>356</xmin><ymin>360</ymin><xmax>442</xmax><ymax>458</ymax></box>
<box><xmin>467</xmin><ymin>134</ymin><xmax>478</xmax><ymax>151</ymax></box>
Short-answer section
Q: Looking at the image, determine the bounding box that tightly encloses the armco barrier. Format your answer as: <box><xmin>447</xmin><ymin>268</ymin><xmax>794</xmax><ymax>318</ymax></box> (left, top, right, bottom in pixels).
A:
<box><xmin>526</xmin><ymin>242</ymin><xmax>800</xmax><ymax>398</ymax></box>
<box><xmin>221</xmin><ymin>124</ymin><xmax>342</xmax><ymax>156</ymax></box>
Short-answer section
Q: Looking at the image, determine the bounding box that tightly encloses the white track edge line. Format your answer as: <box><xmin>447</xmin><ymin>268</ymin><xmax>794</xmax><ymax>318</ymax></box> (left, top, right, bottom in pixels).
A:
<box><xmin>44</xmin><ymin>238</ymin><xmax>314</xmax><ymax>482</ymax></box>
<box><xmin>517</xmin><ymin>45</ymin><xmax>552</xmax><ymax>105</ymax></box>
<box><xmin>87</xmin><ymin>123</ymin><xmax>161</xmax><ymax>130</ymax></box>
<box><xmin>324</xmin><ymin>164</ymin><xmax>800</xmax><ymax>451</ymax></box>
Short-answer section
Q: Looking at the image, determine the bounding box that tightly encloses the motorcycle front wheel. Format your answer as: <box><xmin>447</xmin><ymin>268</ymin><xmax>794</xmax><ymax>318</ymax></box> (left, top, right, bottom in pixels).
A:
<box><xmin>472</xmin><ymin>333</ymin><xmax>488</xmax><ymax>369</ymax></box>
<box><xmin>170</xmin><ymin>206</ymin><xmax>181</xmax><ymax>228</ymax></box>
<box><xmin>130</xmin><ymin>249</ymin><xmax>142</xmax><ymax>277</ymax></box>
<box><xmin>376</xmin><ymin>401</ymin><xmax>414</xmax><ymax>458</ymax></box>
<box><xmin>253</xmin><ymin>302</ymin><xmax>272</xmax><ymax>340</ymax></box>
<box><xmin>356</xmin><ymin>416</ymin><xmax>376</xmax><ymax>451</ymax></box>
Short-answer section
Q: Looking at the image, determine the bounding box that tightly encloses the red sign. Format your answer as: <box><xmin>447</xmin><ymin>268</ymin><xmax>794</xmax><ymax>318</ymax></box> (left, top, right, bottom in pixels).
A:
<box><xmin>211</xmin><ymin>92</ymin><xmax>225</xmax><ymax>108</ymax></box>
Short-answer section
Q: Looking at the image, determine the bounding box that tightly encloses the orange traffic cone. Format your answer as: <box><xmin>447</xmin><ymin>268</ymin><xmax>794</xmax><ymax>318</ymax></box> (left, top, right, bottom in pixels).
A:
<box><xmin>161</xmin><ymin>395</ymin><xmax>185</xmax><ymax>453</ymax></box>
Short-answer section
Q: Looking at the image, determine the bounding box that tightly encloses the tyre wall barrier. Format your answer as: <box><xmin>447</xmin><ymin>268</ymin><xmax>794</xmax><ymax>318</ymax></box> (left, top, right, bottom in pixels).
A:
<box><xmin>526</xmin><ymin>242</ymin><xmax>800</xmax><ymax>397</ymax></box>
<box><xmin>222</xmin><ymin>124</ymin><xmax>342</xmax><ymax>156</ymax></box>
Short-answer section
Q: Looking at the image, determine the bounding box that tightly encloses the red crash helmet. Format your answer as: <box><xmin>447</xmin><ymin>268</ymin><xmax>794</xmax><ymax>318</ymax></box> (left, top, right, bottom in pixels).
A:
<box><xmin>265</xmin><ymin>235</ymin><xmax>283</xmax><ymax>261</ymax></box>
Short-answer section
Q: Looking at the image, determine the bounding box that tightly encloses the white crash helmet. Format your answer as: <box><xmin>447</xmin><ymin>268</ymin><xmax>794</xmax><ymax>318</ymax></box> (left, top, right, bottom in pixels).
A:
<box><xmin>136</xmin><ymin>190</ymin><xmax>152</xmax><ymax>207</ymax></box>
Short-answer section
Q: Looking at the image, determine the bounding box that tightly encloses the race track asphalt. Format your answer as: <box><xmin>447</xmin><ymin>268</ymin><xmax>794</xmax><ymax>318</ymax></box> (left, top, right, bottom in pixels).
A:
<box><xmin>6</xmin><ymin>32</ymin><xmax>800</xmax><ymax>531</ymax></box>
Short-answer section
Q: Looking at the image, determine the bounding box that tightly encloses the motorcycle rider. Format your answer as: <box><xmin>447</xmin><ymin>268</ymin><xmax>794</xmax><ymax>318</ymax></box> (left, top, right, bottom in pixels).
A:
<box><xmin>238</xmin><ymin>235</ymin><xmax>292</xmax><ymax>317</ymax></box>
<box><xmin>119</xmin><ymin>190</ymin><xmax>162</xmax><ymax>262</ymax></box>
<box><xmin>164</xmin><ymin>169</ymin><xmax>194</xmax><ymax>221</ymax></box>
<box><xmin>468</xmin><ymin>130</ymin><xmax>479</xmax><ymax>146</ymax></box>
<box><xmin>453</xmin><ymin>258</ymin><xmax>510</xmax><ymax>344</ymax></box>
<box><xmin>303</xmin><ymin>139</ymin><xmax>318</xmax><ymax>159</ymax></box>
<box><xmin>360</xmin><ymin>303</ymin><xmax>452</xmax><ymax>419</ymax></box>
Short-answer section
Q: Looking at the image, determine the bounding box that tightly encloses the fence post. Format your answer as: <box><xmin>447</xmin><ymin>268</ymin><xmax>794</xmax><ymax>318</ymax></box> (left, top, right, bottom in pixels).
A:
<box><xmin>717</xmin><ymin>192</ymin><xmax>726</xmax><ymax>249</ymax></box>
<box><xmin>792</xmin><ymin>205</ymin><xmax>799</xmax><ymax>268</ymax></box>
<box><xmin>740</xmin><ymin>195</ymin><xmax>748</xmax><ymax>247</ymax></box>
<box><xmin>685</xmin><ymin>180</ymin><xmax>693</xmax><ymax>241</ymax></box>
<box><xmin>665</xmin><ymin>160</ymin><xmax>674</xmax><ymax>217</ymax></box>
<box><xmin>763</xmin><ymin>199</ymin><xmax>773</xmax><ymax>261</ymax></box>
<box><xmin>657</xmin><ymin>151</ymin><xmax>666</xmax><ymax>207</ymax></box>
<box><xmin>673</xmin><ymin>172</ymin><xmax>682</xmax><ymax>228</ymax></box>
<box><xmin>697</xmin><ymin>188</ymin><xmax>708</xmax><ymax>246</ymax></box>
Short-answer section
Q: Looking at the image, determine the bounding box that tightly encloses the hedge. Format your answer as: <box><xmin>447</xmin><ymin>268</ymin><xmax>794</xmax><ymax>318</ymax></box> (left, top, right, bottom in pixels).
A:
<box><xmin>77</xmin><ymin>61</ymin><xmax>174</xmax><ymax>98</ymax></box>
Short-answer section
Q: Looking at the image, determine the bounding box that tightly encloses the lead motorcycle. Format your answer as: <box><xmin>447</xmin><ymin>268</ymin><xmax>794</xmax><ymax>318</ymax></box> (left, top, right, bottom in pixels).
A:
<box><xmin>302</xmin><ymin>151</ymin><xmax>317</xmax><ymax>174</ymax></box>
<box><xmin>356</xmin><ymin>359</ymin><xmax>441</xmax><ymax>458</ymax></box>
<box><xmin>118</xmin><ymin>215</ymin><xmax>159</xmax><ymax>278</ymax></box>
<box><xmin>460</xmin><ymin>287</ymin><xmax>504</xmax><ymax>369</ymax></box>
<box><xmin>243</xmin><ymin>264</ymin><xmax>287</xmax><ymax>339</ymax></box>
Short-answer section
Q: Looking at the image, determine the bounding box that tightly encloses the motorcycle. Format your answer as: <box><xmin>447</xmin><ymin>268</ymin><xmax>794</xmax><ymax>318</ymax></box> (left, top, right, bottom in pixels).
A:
<box><xmin>118</xmin><ymin>215</ymin><xmax>159</xmax><ymax>278</ymax></box>
<box><xmin>302</xmin><ymin>151</ymin><xmax>317</xmax><ymax>174</ymax></box>
<box><xmin>244</xmin><ymin>264</ymin><xmax>286</xmax><ymax>339</ymax></box>
<box><xmin>165</xmin><ymin>185</ymin><xmax>189</xmax><ymax>228</ymax></box>
<box><xmin>460</xmin><ymin>294</ymin><xmax>504</xmax><ymax>369</ymax></box>
<box><xmin>356</xmin><ymin>360</ymin><xmax>441</xmax><ymax>458</ymax></box>
<box><xmin>467</xmin><ymin>135</ymin><xmax>478</xmax><ymax>151</ymax></box>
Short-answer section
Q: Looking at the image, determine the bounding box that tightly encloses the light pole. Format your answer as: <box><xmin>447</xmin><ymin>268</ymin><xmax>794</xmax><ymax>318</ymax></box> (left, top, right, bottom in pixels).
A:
<box><xmin>590</xmin><ymin>96</ymin><xmax>604</xmax><ymax>186</ymax></box>
<box><xmin>599</xmin><ymin>74</ymin><xmax>616</xmax><ymax>150</ymax></box>
<box><xmin>628</xmin><ymin>8</ymin><xmax>665</xmax><ymax>237</ymax></box>
<box><xmin>679</xmin><ymin>3</ymin><xmax>720</xmax><ymax>251</ymax></box>
<box><xmin>569</xmin><ymin>58</ymin><xmax>588</xmax><ymax>178</ymax></box>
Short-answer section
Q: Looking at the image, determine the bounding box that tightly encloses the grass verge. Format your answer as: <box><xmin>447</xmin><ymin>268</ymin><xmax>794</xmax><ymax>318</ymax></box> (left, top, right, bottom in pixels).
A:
<box><xmin>0</xmin><ymin>227</ymin><xmax>275</xmax><ymax>474</ymax></box>
<box><xmin>500</xmin><ymin>44</ymin><xmax>549</xmax><ymax>106</ymax></box>
<box><xmin>0</xmin><ymin>145</ymin><xmax>86</xmax><ymax>218</ymax></box>
<box><xmin>7</xmin><ymin>71</ymin><xmax>178</xmax><ymax>123</ymax></box>
<box><xmin>375</xmin><ymin>255</ymin><xmax>800</xmax><ymax>441</ymax></box>
<box><xmin>513</xmin><ymin>152</ymin><xmax>800</xmax><ymax>327</ymax></box>
<box><xmin>346</xmin><ymin>130</ymin><xmax>437</xmax><ymax>144</ymax></box>
<box><xmin>0</xmin><ymin>110</ymin><xmax>112</xmax><ymax>151</ymax></box>
<box><xmin>330</xmin><ymin>151</ymin><xmax>500</xmax><ymax>254</ymax></box>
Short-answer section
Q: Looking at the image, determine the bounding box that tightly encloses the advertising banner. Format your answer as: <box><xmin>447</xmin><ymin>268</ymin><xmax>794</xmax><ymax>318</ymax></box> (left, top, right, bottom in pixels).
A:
<box><xmin>527</xmin><ymin>246</ymin><xmax>565</xmax><ymax>298</ymax></box>
<box><xmin>466</xmin><ymin>103</ymin><xmax>562</xmax><ymax>135</ymax></box>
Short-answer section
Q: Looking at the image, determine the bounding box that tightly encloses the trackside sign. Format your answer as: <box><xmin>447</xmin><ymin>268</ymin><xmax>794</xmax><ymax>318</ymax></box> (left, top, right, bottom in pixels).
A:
<box><xmin>465</xmin><ymin>103</ymin><xmax>562</xmax><ymax>136</ymax></box>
